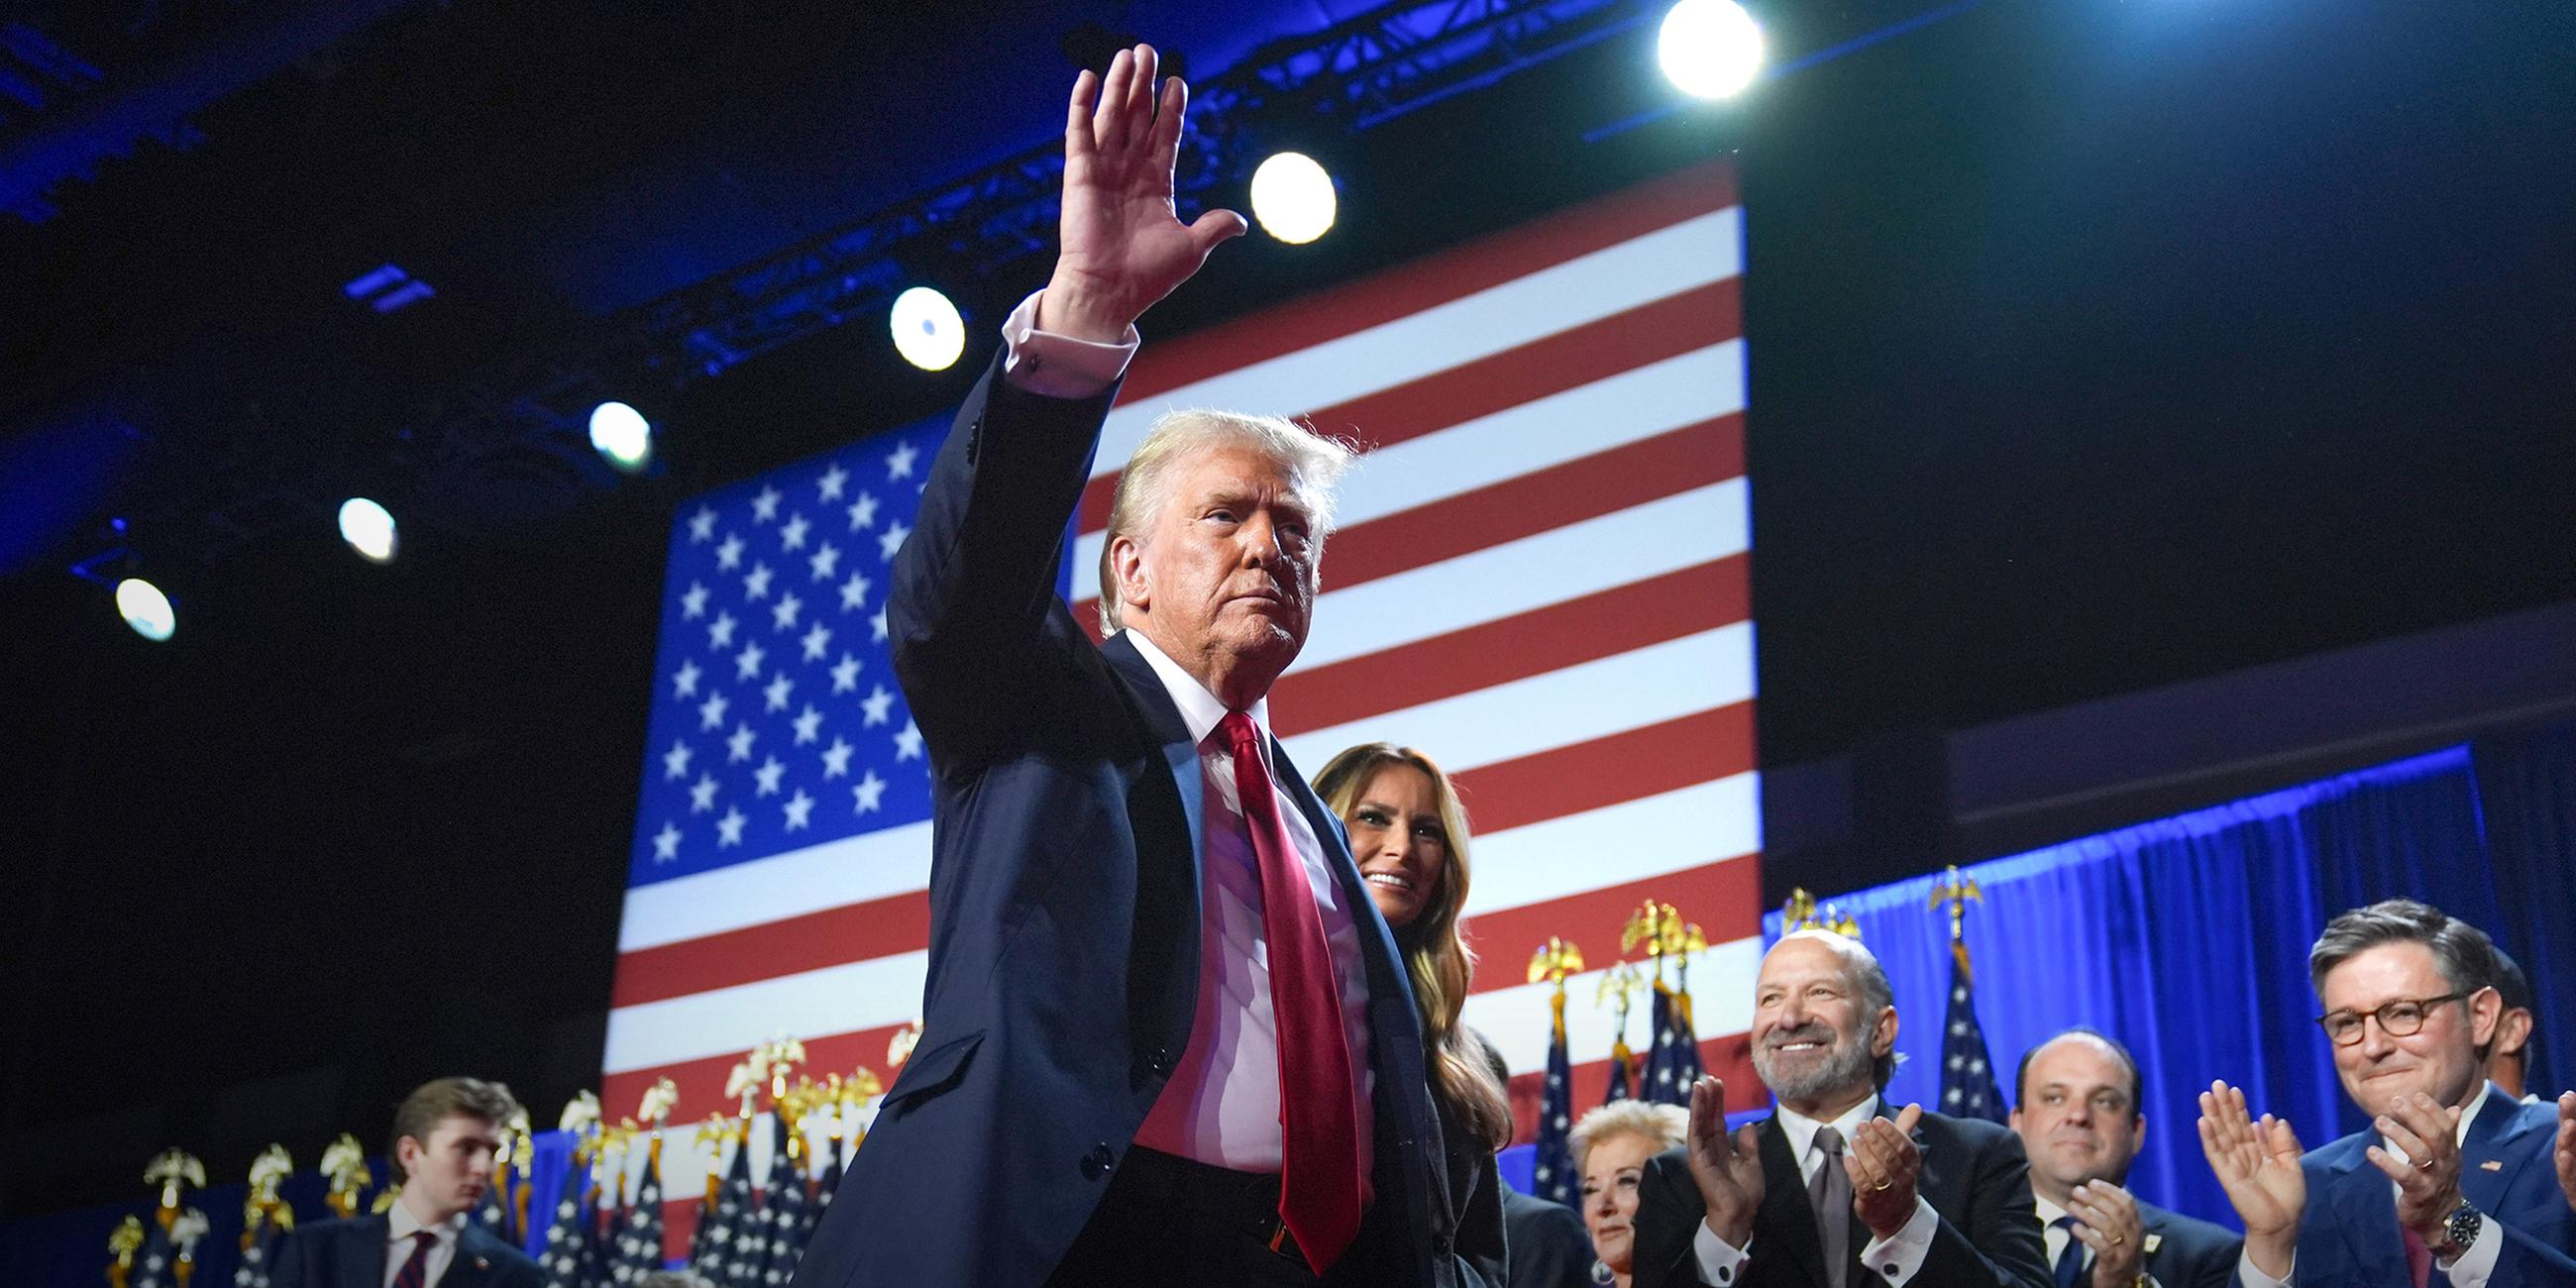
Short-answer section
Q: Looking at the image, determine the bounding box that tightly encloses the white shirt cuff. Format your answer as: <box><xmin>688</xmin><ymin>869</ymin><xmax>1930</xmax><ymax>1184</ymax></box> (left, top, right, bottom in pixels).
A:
<box><xmin>1691</xmin><ymin>1220</ymin><xmax>1751</xmax><ymax>1285</ymax></box>
<box><xmin>2236</xmin><ymin>1249</ymin><xmax>2295</xmax><ymax>1288</ymax></box>
<box><xmin>1000</xmin><ymin>290</ymin><xmax>1136</xmax><ymax>398</ymax></box>
<box><xmin>2437</xmin><ymin>1218</ymin><xmax>2502</xmax><ymax>1287</ymax></box>
<box><xmin>1857</xmin><ymin>1197</ymin><xmax>1939</xmax><ymax>1284</ymax></box>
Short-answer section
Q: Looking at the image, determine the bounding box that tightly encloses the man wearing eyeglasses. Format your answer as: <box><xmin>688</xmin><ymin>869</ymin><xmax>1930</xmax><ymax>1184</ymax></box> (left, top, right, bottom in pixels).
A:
<box><xmin>2197</xmin><ymin>899</ymin><xmax>2576</xmax><ymax>1286</ymax></box>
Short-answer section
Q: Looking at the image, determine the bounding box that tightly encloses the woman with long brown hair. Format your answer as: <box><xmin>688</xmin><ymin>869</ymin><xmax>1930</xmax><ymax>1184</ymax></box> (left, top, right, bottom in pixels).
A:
<box><xmin>1314</xmin><ymin>742</ymin><xmax>1514</xmax><ymax>1275</ymax></box>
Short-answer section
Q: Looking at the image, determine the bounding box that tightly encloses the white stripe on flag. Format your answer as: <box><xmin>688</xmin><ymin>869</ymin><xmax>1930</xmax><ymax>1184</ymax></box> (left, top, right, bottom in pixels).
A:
<box><xmin>1280</xmin><ymin>621</ymin><xmax>1756</xmax><ymax>775</ymax></box>
<box><xmin>1464</xmin><ymin>933</ymin><xmax>1765</xmax><ymax>1075</ymax></box>
<box><xmin>1071</xmin><ymin>340</ymin><xmax>1749</xmax><ymax>596</ymax></box>
<box><xmin>1464</xmin><ymin>773</ymin><xmax>1761</xmax><ymax>918</ymax></box>
<box><xmin>1093</xmin><ymin>207</ymin><xmax>1746</xmax><ymax>476</ymax></box>
<box><xmin>1289</xmin><ymin>479</ymin><xmax>1751</xmax><ymax>674</ymax></box>
<box><xmin>616</xmin><ymin>820</ymin><xmax>932</xmax><ymax>953</ymax></box>
<box><xmin>603</xmin><ymin>949</ymin><xmax>929</xmax><ymax>1075</ymax></box>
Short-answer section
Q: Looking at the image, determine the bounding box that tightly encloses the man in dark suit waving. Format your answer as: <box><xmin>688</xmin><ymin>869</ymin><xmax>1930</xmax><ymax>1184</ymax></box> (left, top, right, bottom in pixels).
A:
<box><xmin>2200</xmin><ymin>900</ymin><xmax>2576</xmax><ymax>1287</ymax></box>
<box><xmin>788</xmin><ymin>42</ymin><xmax>1489</xmax><ymax>1288</ymax></box>
<box><xmin>2009</xmin><ymin>1028</ymin><xmax>2239</xmax><ymax>1288</ymax></box>
<box><xmin>1632</xmin><ymin>929</ymin><xmax>2052</xmax><ymax>1288</ymax></box>
<box><xmin>268</xmin><ymin>1077</ymin><xmax>540</xmax><ymax>1288</ymax></box>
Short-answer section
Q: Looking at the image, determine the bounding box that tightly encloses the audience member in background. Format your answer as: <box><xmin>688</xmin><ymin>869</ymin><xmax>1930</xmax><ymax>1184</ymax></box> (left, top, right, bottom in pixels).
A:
<box><xmin>1574</xmin><ymin>1101</ymin><xmax>1691</xmax><ymax>1288</ymax></box>
<box><xmin>2008</xmin><ymin>1028</ymin><xmax>2239</xmax><ymax>1288</ymax></box>
<box><xmin>1315</xmin><ymin>741</ymin><xmax>1512</xmax><ymax>1279</ymax></box>
<box><xmin>2489</xmin><ymin>947</ymin><xmax>2540</xmax><ymax>1104</ymax></box>
<box><xmin>2199</xmin><ymin>899</ymin><xmax>2576</xmax><ymax>1285</ymax></box>
<box><xmin>1630</xmin><ymin>929</ymin><xmax>2051</xmax><ymax>1288</ymax></box>
<box><xmin>269</xmin><ymin>1077</ymin><xmax>543</xmax><ymax>1288</ymax></box>
<box><xmin>1476</xmin><ymin>1041</ymin><xmax>1597</xmax><ymax>1288</ymax></box>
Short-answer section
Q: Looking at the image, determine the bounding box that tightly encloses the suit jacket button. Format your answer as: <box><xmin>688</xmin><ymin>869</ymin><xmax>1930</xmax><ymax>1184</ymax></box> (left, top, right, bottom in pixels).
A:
<box><xmin>1081</xmin><ymin>1144</ymin><xmax>1116</xmax><ymax>1180</ymax></box>
<box><xmin>1149</xmin><ymin>1047</ymin><xmax>1176</xmax><ymax>1075</ymax></box>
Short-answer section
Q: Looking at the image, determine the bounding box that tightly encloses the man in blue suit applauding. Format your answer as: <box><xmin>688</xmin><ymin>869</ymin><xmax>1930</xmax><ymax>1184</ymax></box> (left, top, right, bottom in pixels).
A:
<box><xmin>2200</xmin><ymin>900</ymin><xmax>2576</xmax><ymax>1287</ymax></box>
<box><xmin>268</xmin><ymin>1078</ymin><xmax>541</xmax><ymax>1288</ymax></box>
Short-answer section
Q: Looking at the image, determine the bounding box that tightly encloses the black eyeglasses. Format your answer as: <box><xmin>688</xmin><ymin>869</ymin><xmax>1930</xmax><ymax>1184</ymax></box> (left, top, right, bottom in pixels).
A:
<box><xmin>2314</xmin><ymin>994</ymin><xmax>2465</xmax><ymax>1046</ymax></box>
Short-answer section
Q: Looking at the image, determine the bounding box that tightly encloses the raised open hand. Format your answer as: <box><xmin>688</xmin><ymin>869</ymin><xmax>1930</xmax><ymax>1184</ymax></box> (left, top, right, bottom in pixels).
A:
<box><xmin>2198</xmin><ymin>1080</ymin><xmax>2305</xmax><ymax>1279</ymax></box>
<box><xmin>1686</xmin><ymin>1076</ymin><xmax>1766</xmax><ymax>1248</ymax></box>
<box><xmin>2556</xmin><ymin>1092</ymin><xmax>2575</xmax><ymax>1216</ymax></box>
<box><xmin>1041</xmin><ymin>44</ymin><xmax>1247</xmax><ymax>343</ymax></box>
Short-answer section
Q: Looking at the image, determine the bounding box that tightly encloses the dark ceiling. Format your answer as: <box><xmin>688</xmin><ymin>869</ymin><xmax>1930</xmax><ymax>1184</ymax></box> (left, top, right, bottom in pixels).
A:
<box><xmin>4</xmin><ymin>0</ymin><xmax>2574</xmax><ymax>1219</ymax></box>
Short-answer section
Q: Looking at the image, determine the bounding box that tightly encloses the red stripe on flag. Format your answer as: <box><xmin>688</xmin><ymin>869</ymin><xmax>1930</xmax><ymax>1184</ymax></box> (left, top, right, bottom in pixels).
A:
<box><xmin>1503</xmin><ymin>1033</ymin><xmax>1760</xmax><ymax>1147</ymax></box>
<box><xmin>1270</xmin><ymin>555</ymin><xmax>1749</xmax><ymax>736</ymax></box>
<box><xmin>611</xmin><ymin>890</ymin><xmax>932</xmax><ymax>1010</ymax></box>
<box><xmin>1450</xmin><ymin>700</ymin><xmax>1759</xmax><ymax>837</ymax></box>
<box><xmin>602</xmin><ymin>1021</ymin><xmax>912</xmax><ymax>1140</ymax></box>
<box><xmin>1311</xmin><ymin>413</ymin><xmax>1746</xmax><ymax>593</ymax></box>
<box><xmin>1079</xmin><ymin>274</ymin><xmax>1745</xmax><ymax>534</ymax></box>
<box><xmin>1459</xmin><ymin>856</ymin><xmax>1763</xmax><ymax>998</ymax></box>
<box><xmin>1116</xmin><ymin>160</ymin><xmax>1739</xmax><ymax>405</ymax></box>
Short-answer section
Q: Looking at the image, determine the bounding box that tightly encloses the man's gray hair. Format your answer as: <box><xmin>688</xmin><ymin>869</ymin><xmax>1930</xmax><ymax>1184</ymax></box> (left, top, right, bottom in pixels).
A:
<box><xmin>2308</xmin><ymin>898</ymin><xmax>2502</xmax><ymax>999</ymax></box>
<box><xmin>1568</xmin><ymin>1100</ymin><xmax>1689</xmax><ymax>1176</ymax></box>
<box><xmin>1096</xmin><ymin>408</ymin><xmax>1356</xmax><ymax>632</ymax></box>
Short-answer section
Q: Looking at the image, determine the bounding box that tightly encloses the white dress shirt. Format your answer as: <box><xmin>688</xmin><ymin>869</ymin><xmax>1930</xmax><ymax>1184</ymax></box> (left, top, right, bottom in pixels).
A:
<box><xmin>2235</xmin><ymin>1081</ymin><xmax>2502</xmax><ymax>1287</ymax></box>
<box><xmin>1693</xmin><ymin>1096</ymin><xmax>1942</xmax><ymax>1285</ymax></box>
<box><xmin>992</xmin><ymin>295</ymin><xmax>1376</xmax><ymax>1175</ymax></box>
<box><xmin>383</xmin><ymin>1194</ymin><xmax>468</xmax><ymax>1288</ymax></box>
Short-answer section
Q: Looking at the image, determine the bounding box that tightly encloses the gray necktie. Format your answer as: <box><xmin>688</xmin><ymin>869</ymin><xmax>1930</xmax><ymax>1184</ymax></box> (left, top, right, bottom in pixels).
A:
<box><xmin>1809</xmin><ymin>1127</ymin><xmax>1851</xmax><ymax>1288</ymax></box>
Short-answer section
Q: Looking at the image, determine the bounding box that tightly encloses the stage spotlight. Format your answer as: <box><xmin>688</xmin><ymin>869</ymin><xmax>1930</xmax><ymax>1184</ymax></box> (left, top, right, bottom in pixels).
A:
<box><xmin>590</xmin><ymin>400</ymin><xmax>654</xmax><ymax>473</ymax></box>
<box><xmin>116</xmin><ymin>577</ymin><xmax>175</xmax><ymax>641</ymax></box>
<box><xmin>337</xmin><ymin>497</ymin><xmax>398</xmax><ymax>564</ymax></box>
<box><xmin>1660</xmin><ymin>0</ymin><xmax>1766</xmax><ymax>100</ymax></box>
<box><xmin>1249</xmin><ymin>152</ymin><xmax>1336</xmax><ymax>245</ymax></box>
<box><xmin>890</xmin><ymin>286</ymin><xmax>965</xmax><ymax>372</ymax></box>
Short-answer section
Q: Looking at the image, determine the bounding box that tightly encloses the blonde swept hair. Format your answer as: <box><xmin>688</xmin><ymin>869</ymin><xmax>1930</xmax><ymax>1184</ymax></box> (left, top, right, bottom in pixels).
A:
<box><xmin>1569</xmin><ymin>1100</ymin><xmax>1689</xmax><ymax>1176</ymax></box>
<box><xmin>1314</xmin><ymin>742</ymin><xmax>1515</xmax><ymax>1153</ymax></box>
<box><xmin>1096</xmin><ymin>408</ymin><xmax>1354</xmax><ymax>633</ymax></box>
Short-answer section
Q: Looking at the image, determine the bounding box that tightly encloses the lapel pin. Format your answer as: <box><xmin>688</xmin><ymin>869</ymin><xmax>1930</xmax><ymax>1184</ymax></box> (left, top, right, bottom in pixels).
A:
<box><xmin>475</xmin><ymin>1255</ymin><xmax>491</xmax><ymax>1269</ymax></box>
<box><xmin>2144</xmin><ymin>1234</ymin><xmax>2164</xmax><ymax>1255</ymax></box>
<box><xmin>2479</xmin><ymin>1160</ymin><xmax>2503</xmax><ymax>1172</ymax></box>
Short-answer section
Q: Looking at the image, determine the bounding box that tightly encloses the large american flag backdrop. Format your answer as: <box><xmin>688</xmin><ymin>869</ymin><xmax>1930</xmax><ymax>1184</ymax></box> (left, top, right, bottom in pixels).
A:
<box><xmin>604</xmin><ymin>159</ymin><xmax>1760</xmax><ymax>1242</ymax></box>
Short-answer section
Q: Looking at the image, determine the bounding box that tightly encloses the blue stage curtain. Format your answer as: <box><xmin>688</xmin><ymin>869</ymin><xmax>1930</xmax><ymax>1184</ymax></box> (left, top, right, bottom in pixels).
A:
<box><xmin>1761</xmin><ymin>746</ymin><xmax>2503</xmax><ymax>1229</ymax></box>
<box><xmin>2473</xmin><ymin>719</ymin><xmax>2576</xmax><ymax>1100</ymax></box>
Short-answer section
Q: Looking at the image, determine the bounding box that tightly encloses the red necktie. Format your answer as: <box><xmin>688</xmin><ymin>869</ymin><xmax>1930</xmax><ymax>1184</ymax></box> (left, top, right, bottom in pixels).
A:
<box><xmin>1218</xmin><ymin>711</ymin><xmax>1364</xmax><ymax>1270</ymax></box>
<box><xmin>2401</xmin><ymin>1225</ymin><xmax>2433</xmax><ymax>1288</ymax></box>
<box><xmin>391</xmin><ymin>1231</ymin><xmax>436</xmax><ymax>1288</ymax></box>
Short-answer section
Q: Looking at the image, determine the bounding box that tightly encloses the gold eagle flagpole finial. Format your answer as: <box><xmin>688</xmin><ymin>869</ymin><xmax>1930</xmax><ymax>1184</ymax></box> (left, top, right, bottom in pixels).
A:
<box><xmin>1780</xmin><ymin>888</ymin><xmax>1820</xmax><ymax>932</ymax></box>
<box><xmin>1927</xmin><ymin>865</ymin><xmax>1984</xmax><ymax>945</ymax></box>
<box><xmin>319</xmin><ymin>1134</ymin><xmax>369</xmax><ymax>1219</ymax></box>
<box><xmin>143</xmin><ymin>1149</ymin><xmax>205</xmax><ymax>1230</ymax></box>
<box><xmin>243</xmin><ymin>1145</ymin><xmax>295</xmax><ymax>1242</ymax></box>
<box><xmin>107</xmin><ymin>1216</ymin><xmax>144</xmax><ymax>1288</ymax></box>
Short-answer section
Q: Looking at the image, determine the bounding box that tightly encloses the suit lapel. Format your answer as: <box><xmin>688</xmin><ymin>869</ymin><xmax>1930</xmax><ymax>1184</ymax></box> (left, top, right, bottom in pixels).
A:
<box><xmin>1755</xmin><ymin>1118</ymin><xmax>1835</xmax><ymax>1288</ymax></box>
<box><xmin>444</xmin><ymin>1227</ymin><xmax>498</xmax><ymax>1288</ymax></box>
<box><xmin>2321</xmin><ymin>1141</ymin><xmax>2405</xmax><ymax>1283</ymax></box>
<box><xmin>345</xmin><ymin>1216</ymin><xmax>390</xmax><ymax>1287</ymax></box>
<box><xmin>2459</xmin><ymin>1084</ymin><xmax>2536</xmax><ymax>1212</ymax></box>
<box><xmin>1098</xmin><ymin>631</ymin><xmax>1211</xmax><ymax>1067</ymax></box>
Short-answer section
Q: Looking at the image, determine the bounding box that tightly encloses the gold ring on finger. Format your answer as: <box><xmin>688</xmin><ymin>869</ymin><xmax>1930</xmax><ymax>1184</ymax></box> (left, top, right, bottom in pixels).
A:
<box><xmin>2109</xmin><ymin>1234</ymin><xmax>2124</xmax><ymax>1246</ymax></box>
<box><xmin>1872</xmin><ymin>1179</ymin><xmax>1892</xmax><ymax>1192</ymax></box>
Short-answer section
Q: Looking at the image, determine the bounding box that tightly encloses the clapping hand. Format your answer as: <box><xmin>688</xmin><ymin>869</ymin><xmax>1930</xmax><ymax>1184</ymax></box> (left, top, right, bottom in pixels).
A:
<box><xmin>2063</xmin><ymin>1180</ymin><xmax>2145</xmax><ymax>1288</ymax></box>
<box><xmin>2365</xmin><ymin>1092</ymin><xmax>2464</xmax><ymax>1239</ymax></box>
<box><xmin>2199</xmin><ymin>1080</ymin><xmax>2306</xmax><ymax>1280</ymax></box>
<box><xmin>1686</xmin><ymin>1076</ymin><xmax>1767</xmax><ymax>1248</ymax></box>
<box><xmin>2555</xmin><ymin>1092</ymin><xmax>2575</xmax><ymax>1216</ymax></box>
<box><xmin>1042</xmin><ymin>44</ymin><xmax>1246</xmax><ymax>343</ymax></box>
<box><xmin>1845</xmin><ymin>1104</ymin><xmax>1925</xmax><ymax>1239</ymax></box>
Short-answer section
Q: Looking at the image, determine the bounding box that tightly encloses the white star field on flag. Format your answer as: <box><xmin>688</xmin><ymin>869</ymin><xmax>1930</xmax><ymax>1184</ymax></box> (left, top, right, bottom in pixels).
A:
<box><xmin>630</xmin><ymin>423</ymin><xmax>951</xmax><ymax>878</ymax></box>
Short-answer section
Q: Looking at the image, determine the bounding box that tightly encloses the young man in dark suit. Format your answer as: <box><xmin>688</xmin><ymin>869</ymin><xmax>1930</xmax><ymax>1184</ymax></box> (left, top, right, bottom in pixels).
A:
<box><xmin>2009</xmin><ymin>1028</ymin><xmax>2239</xmax><ymax>1288</ymax></box>
<box><xmin>1631</xmin><ymin>929</ymin><xmax>2052</xmax><ymax>1288</ymax></box>
<box><xmin>268</xmin><ymin>1077</ymin><xmax>541</xmax><ymax>1288</ymax></box>
<box><xmin>788</xmin><ymin>43</ymin><xmax>1488</xmax><ymax>1288</ymax></box>
<box><xmin>2200</xmin><ymin>900</ymin><xmax>2576</xmax><ymax>1286</ymax></box>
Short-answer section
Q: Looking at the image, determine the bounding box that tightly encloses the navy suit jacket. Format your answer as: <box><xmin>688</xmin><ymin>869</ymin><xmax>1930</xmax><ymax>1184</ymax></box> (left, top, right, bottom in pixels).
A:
<box><xmin>2275</xmin><ymin>1087</ymin><xmax>2576</xmax><ymax>1287</ymax></box>
<box><xmin>2133</xmin><ymin>1197</ymin><xmax>2242</xmax><ymax>1288</ymax></box>
<box><xmin>1632</xmin><ymin>1105</ymin><xmax>2053</xmax><ymax>1288</ymax></box>
<box><xmin>787</xmin><ymin>354</ymin><xmax>1485</xmax><ymax>1288</ymax></box>
<box><xmin>265</xmin><ymin>1215</ymin><xmax>540</xmax><ymax>1288</ymax></box>
<box><xmin>1500</xmin><ymin>1184</ymin><xmax>1597</xmax><ymax>1288</ymax></box>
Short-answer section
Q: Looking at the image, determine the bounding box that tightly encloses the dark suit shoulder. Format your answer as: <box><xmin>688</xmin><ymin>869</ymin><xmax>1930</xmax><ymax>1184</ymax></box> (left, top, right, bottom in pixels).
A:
<box><xmin>2136</xmin><ymin>1198</ymin><xmax>2243</xmax><ymax>1288</ymax></box>
<box><xmin>456</xmin><ymin>1225</ymin><xmax>545</xmax><ymax>1288</ymax></box>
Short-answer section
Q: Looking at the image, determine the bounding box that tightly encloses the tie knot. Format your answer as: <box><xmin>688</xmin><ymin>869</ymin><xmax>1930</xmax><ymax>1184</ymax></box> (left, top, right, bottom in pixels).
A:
<box><xmin>413</xmin><ymin>1232</ymin><xmax>438</xmax><ymax>1247</ymax></box>
<box><xmin>1812</xmin><ymin>1126</ymin><xmax>1845</xmax><ymax>1156</ymax></box>
<box><xmin>2053</xmin><ymin>1215</ymin><xmax>2079</xmax><ymax>1232</ymax></box>
<box><xmin>1217</xmin><ymin>710</ymin><xmax>1261</xmax><ymax>754</ymax></box>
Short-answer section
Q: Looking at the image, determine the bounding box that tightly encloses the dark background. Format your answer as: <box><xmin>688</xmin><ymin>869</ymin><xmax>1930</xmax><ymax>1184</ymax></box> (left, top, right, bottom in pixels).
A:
<box><xmin>4</xmin><ymin>0</ymin><xmax>2572</xmax><ymax>1217</ymax></box>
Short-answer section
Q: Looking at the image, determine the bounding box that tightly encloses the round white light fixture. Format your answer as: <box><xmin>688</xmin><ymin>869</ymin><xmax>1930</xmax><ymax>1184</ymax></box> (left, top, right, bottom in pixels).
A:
<box><xmin>116</xmin><ymin>577</ymin><xmax>175</xmax><ymax>641</ymax></box>
<box><xmin>337</xmin><ymin>496</ymin><xmax>398</xmax><ymax>564</ymax></box>
<box><xmin>1249</xmin><ymin>152</ymin><xmax>1338</xmax><ymax>245</ymax></box>
<box><xmin>590</xmin><ymin>400</ymin><xmax>653</xmax><ymax>473</ymax></box>
<box><xmin>890</xmin><ymin>286</ymin><xmax>965</xmax><ymax>372</ymax></box>
<box><xmin>1660</xmin><ymin>0</ymin><xmax>1766</xmax><ymax>100</ymax></box>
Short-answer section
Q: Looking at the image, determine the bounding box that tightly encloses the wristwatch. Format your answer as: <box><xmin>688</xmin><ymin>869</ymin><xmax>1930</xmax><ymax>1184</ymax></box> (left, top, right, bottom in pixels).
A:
<box><xmin>2431</xmin><ymin>1200</ymin><xmax>2483</xmax><ymax>1260</ymax></box>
